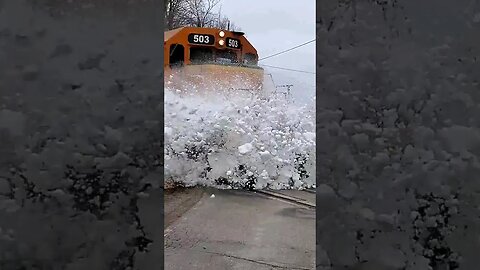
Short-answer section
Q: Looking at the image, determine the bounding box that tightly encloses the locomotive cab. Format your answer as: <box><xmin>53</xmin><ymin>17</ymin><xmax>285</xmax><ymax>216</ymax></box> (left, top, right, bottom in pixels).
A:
<box><xmin>164</xmin><ymin>27</ymin><xmax>264</xmax><ymax>92</ymax></box>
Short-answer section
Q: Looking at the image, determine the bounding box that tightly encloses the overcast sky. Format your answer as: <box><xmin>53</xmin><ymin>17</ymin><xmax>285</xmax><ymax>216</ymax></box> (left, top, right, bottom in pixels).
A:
<box><xmin>219</xmin><ymin>0</ymin><xmax>316</xmax><ymax>104</ymax></box>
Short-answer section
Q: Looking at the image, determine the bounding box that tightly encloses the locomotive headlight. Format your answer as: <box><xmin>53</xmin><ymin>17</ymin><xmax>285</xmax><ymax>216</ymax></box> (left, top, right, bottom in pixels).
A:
<box><xmin>219</xmin><ymin>31</ymin><xmax>225</xmax><ymax>37</ymax></box>
<box><xmin>219</xmin><ymin>39</ymin><xmax>225</xmax><ymax>46</ymax></box>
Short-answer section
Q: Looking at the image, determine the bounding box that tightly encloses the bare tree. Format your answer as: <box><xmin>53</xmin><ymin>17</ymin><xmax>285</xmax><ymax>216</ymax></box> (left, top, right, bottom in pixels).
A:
<box><xmin>164</xmin><ymin>0</ymin><xmax>241</xmax><ymax>31</ymax></box>
<box><xmin>165</xmin><ymin>0</ymin><xmax>187</xmax><ymax>30</ymax></box>
<box><xmin>216</xmin><ymin>16</ymin><xmax>241</xmax><ymax>31</ymax></box>
<box><xmin>217</xmin><ymin>16</ymin><xmax>229</xmax><ymax>29</ymax></box>
<box><xmin>182</xmin><ymin>0</ymin><xmax>220</xmax><ymax>27</ymax></box>
<box><xmin>228</xmin><ymin>21</ymin><xmax>241</xmax><ymax>31</ymax></box>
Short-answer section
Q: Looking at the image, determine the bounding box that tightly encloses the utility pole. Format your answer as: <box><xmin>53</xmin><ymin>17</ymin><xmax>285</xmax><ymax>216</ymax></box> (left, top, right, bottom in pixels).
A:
<box><xmin>275</xmin><ymin>84</ymin><xmax>293</xmax><ymax>99</ymax></box>
<box><xmin>218</xmin><ymin>5</ymin><xmax>222</xmax><ymax>28</ymax></box>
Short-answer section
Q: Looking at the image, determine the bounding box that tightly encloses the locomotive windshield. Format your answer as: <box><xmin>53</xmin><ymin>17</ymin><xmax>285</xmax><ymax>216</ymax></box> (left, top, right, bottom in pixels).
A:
<box><xmin>190</xmin><ymin>47</ymin><xmax>213</xmax><ymax>63</ymax></box>
<box><xmin>215</xmin><ymin>50</ymin><xmax>238</xmax><ymax>64</ymax></box>
<box><xmin>189</xmin><ymin>47</ymin><xmax>240</xmax><ymax>64</ymax></box>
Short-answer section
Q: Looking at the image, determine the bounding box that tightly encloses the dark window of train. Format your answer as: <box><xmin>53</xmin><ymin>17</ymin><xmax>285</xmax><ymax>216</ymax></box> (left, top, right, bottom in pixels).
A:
<box><xmin>215</xmin><ymin>50</ymin><xmax>238</xmax><ymax>64</ymax></box>
<box><xmin>169</xmin><ymin>44</ymin><xmax>184</xmax><ymax>67</ymax></box>
<box><xmin>190</xmin><ymin>47</ymin><xmax>214</xmax><ymax>64</ymax></box>
<box><xmin>244</xmin><ymin>53</ymin><xmax>257</xmax><ymax>65</ymax></box>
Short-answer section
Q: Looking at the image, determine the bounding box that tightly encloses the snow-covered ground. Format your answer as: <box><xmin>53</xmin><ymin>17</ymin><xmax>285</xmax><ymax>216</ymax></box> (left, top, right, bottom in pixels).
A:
<box><xmin>164</xmin><ymin>86</ymin><xmax>315</xmax><ymax>190</ymax></box>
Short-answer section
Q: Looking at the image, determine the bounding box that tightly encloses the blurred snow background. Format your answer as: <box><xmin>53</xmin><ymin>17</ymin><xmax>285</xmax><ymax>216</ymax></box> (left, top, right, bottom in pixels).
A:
<box><xmin>0</xmin><ymin>1</ymin><xmax>164</xmax><ymax>269</ymax></box>
<box><xmin>316</xmin><ymin>0</ymin><xmax>480</xmax><ymax>269</ymax></box>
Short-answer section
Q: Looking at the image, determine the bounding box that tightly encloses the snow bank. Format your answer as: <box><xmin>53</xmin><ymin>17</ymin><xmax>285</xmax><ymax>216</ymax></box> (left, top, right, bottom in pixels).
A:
<box><xmin>164</xmin><ymin>88</ymin><xmax>315</xmax><ymax>190</ymax></box>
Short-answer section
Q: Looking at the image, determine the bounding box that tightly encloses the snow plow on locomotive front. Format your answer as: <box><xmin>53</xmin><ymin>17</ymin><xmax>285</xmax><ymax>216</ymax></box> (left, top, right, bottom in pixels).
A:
<box><xmin>164</xmin><ymin>27</ymin><xmax>264</xmax><ymax>94</ymax></box>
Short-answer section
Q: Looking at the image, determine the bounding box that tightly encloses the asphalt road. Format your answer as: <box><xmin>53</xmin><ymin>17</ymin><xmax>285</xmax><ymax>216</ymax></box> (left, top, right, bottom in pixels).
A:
<box><xmin>164</xmin><ymin>189</ymin><xmax>315</xmax><ymax>269</ymax></box>
<box><xmin>164</xmin><ymin>187</ymin><xmax>204</xmax><ymax>228</ymax></box>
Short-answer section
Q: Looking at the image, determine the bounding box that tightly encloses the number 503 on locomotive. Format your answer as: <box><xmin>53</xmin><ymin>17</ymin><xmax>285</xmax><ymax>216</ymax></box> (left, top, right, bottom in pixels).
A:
<box><xmin>164</xmin><ymin>27</ymin><xmax>264</xmax><ymax>92</ymax></box>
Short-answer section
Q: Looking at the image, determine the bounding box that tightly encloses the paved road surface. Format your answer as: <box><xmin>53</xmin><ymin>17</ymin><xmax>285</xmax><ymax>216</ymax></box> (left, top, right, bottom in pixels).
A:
<box><xmin>164</xmin><ymin>189</ymin><xmax>315</xmax><ymax>269</ymax></box>
<box><xmin>164</xmin><ymin>187</ymin><xmax>204</xmax><ymax>227</ymax></box>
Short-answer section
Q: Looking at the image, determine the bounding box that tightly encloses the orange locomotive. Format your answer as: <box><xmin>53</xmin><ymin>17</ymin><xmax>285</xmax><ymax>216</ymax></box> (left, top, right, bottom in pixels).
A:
<box><xmin>164</xmin><ymin>27</ymin><xmax>264</xmax><ymax>92</ymax></box>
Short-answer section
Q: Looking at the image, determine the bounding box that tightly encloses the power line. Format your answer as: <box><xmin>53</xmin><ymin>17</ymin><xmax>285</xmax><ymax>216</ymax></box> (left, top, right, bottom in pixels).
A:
<box><xmin>260</xmin><ymin>64</ymin><xmax>315</xmax><ymax>74</ymax></box>
<box><xmin>258</xmin><ymin>39</ymin><xmax>315</xmax><ymax>61</ymax></box>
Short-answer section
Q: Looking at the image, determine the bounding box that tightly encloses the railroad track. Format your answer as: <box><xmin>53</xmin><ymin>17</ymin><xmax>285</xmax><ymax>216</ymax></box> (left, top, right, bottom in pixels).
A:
<box><xmin>255</xmin><ymin>189</ymin><xmax>315</xmax><ymax>209</ymax></box>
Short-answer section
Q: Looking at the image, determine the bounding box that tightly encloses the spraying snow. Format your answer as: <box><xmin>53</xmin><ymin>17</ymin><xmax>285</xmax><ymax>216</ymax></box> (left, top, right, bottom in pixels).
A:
<box><xmin>164</xmin><ymin>86</ymin><xmax>315</xmax><ymax>190</ymax></box>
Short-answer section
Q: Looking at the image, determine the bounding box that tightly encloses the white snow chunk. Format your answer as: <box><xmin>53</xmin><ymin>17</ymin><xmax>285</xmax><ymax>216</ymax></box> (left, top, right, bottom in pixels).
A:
<box><xmin>165</xmin><ymin>126</ymin><xmax>173</xmax><ymax>137</ymax></box>
<box><xmin>303</xmin><ymin>132</ymin><xmax>315</xmax><ymax>141</ymax></box>
<box><xmin>210</xmin><ymin>194</ymin><xmax>215</xmax><ymax>198</ymax></box>
<box><xmin>238</xmin><ymin>143</ymin><xmax>253</xmax><ymax>154</ymax></box>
